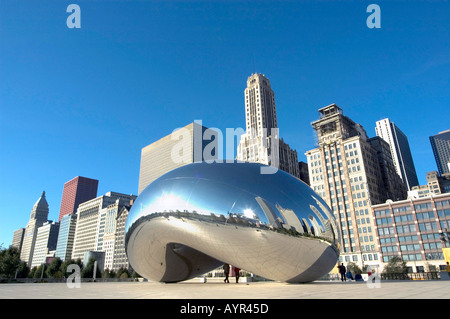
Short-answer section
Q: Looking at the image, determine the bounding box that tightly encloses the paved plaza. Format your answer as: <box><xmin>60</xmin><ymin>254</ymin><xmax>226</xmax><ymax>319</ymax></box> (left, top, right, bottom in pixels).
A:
<box><xmin>0</xmin><ymin>279</ymin><xmax>449</xmax><ymax>299</ymax></box>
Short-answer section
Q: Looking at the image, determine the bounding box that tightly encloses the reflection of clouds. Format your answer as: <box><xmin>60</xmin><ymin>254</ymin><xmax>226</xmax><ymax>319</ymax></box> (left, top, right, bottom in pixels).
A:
<box><xmin>243</xmin><ymin>208</ymin><xmax>256</xmax><ymax>219</ymax></box>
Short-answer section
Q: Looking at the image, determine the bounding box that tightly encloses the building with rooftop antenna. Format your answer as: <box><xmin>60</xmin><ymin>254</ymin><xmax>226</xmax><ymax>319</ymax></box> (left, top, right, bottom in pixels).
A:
<box><xmin>237</xmin><ymin>73</ymin><xmax>300</xmax><ymax>178</ymax></box>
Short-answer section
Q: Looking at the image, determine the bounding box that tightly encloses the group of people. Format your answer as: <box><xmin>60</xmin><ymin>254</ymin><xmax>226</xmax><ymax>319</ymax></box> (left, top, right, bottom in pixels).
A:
<box><xmin>337</xmin><ymin>263</ymin><xmax>365</xmax><ymax>282</ymax></box>
<box><xmin>223</xmin><ymin>263</ymin><xmax>241</xmax><ymax>283</ymax></box>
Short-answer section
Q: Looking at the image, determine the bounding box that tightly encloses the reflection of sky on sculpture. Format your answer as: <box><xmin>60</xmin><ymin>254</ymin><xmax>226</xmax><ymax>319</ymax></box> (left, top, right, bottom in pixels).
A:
<box><xmin>131</xmin><ymin>176</ymin><xmax>270</xmax><ymax>226</ymax></box>
<box><xmin>126</xmin><ymin>162</ymin><xmax>337</xmax><ymax>241</ymax></box>
<box><xmin>243</xmin><ymin>209</ymin><xmax>256</xmax><ymax>219</ymax></box>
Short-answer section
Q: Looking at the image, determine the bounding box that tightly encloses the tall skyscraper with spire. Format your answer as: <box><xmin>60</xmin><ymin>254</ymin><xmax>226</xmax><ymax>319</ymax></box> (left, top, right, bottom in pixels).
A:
<box><xmin>20</xmin><ymin>191</ymin><xmax>50</xmax><ymax>265</ymax></box>
<box><xmin>237</xmin><ymin>73</ymin><xmax>300</xmax><ymax>178</ymax></box>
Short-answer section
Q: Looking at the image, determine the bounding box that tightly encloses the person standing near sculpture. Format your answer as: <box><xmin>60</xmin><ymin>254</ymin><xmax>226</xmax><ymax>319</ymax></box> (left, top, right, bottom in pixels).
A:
<box><xmin>233</xmin><ymin>266</ymin><xmax>241</xmax><ymax>283</ymax></box>
<box><xmin>223</xmin><ymin>263</ymin><xmax>230</xmax><ymax>283</ymax></box>
<box><xmin>338</xmin><ymin>263</ymin><xmax>346</xmax><ymax>282</ymax></box>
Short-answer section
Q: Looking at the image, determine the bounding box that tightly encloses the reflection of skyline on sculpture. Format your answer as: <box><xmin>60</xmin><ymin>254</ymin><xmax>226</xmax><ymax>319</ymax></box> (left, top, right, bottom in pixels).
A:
<box><xmin>125</xmin><ymin>161</ymin><xmax>340</xmax><ymax>283</ymax></box>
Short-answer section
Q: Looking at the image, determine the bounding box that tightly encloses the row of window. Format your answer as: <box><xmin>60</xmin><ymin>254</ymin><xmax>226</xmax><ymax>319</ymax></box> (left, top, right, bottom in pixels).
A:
<box><xmin>340</xmin><ymin>253</ymin><xmax>379</xmax><ymax>263</ymax></box>
<box><xmin>376</xmin><ymin>203</ymin><xmax>450</xmax><ymax>218</ymax></box>
<box><xmin>379</xmin><ymin>233</ymin><xmax>442</xmax><ymax>245</ymax></box>
<box><xmin>360</xmin><ymin>235</ymin><xmax>374</xmax><ymax>243</ymax></box>
<box><xmin>415</xmin><ymin>203</ymin><xmax>433</xmax><ymax>211</ymax></box>
<box><xmin>358</xmin><ymin>226</ymin><xmax>372</xmax><ymax>234</ymax></box>
<box><xmin>438</xmin><ymin>209</ymin><xmax>450</xmax><ymax>217</ymax></box>
<box><xmin>377</xmin><ymin>220</ymin><xmax>450</xmax><ymax>236</ymax></box>
<box><xmin>436</xmin><ymin>200</ymin><xmax>450</xmax><ymax>208</ymax></box>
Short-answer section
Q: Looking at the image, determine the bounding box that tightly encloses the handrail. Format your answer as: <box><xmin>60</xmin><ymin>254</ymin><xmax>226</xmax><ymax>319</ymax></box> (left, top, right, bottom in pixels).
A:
<box><xmin>380</xmin><ymin>272</ymin><xmax>440</xmax><ymax>280</ymax></box>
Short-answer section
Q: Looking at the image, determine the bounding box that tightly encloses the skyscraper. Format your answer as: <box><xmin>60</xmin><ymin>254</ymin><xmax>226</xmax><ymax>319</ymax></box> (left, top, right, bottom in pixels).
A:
<box><xmin>20</xmin><ymin>191</ymin><xmax>50</xmax><ymax>265</ymax></box>
<box><xmin>368</xmin><ymin>136</ymin><xmax>407</xmax><ymax>201</ymax></box>
<box><xmin>138</xmin><ymin>121</ymin><xmax>218</xmax><ymax>195</ymax></box>
<box><xmin>375</xmin><ymin>118</ymin><xmax>419</xmax><ymax>190</ymax></box>
<box><xmin>243</xmin><ymin>73</ymin><xmax>278</xmax><ymax>140</ymax></box>
<box><xmin>237</xmin><ymin>73</ymin><xmax>300</xmax><ymax>178</ymax></box>
<box><xmin>55</xmin><ymin>213</ymin><xmax>77</xmax><ymax>261</ymax></box>
<box><xmin>12</xmin><ymin>228</ymin><xmax>24</xmax><ymax>253</ymax></box>
<box><xmin>30</xmin><ymin>221</ymin><xmax>60</xmax><ymax>269</ymax></box>
<box><xmin>71</xmin><ymin>192</ymin><xmax>136</xmax><ymax>263</ymax></box>
<box><xmin>58</xmin><ymin>176</ymin><xmax>99</xmax><ymax>221</ymax></box>
<box><xmin>104</xmin><ymin>202</ymin><xmax>134</xmax><ymax>271</ymax></box>
<box><xmin>306</xmin><ymin>104</ymin><xmax>405</xmax><ymax>270</ymax></box>
<box><xmin>112</xmin><ymin>206</ymin><xmax>132</xmax><ymax>271</ymax></box>
<box><xmin>430</xmin><ymin>129</ymin><xmax>450</xmax><ymax>175</ymax></box>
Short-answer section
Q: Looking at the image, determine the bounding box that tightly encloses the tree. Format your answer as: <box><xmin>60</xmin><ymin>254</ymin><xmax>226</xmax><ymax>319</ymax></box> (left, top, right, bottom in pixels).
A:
<box><xmin>119</xmin><ymin>271</ymin><xmax>129</xmax><ymax>279</ymax></box>
<box><xmin>116</xmin><ymin>267</ymin><xmax>130</xmax><ymax>279</ymax></box>
<box><xmin>0</xmin><ymin>246</ymin><xmax>21</xmax><ymax>278</ymax></box>
<box><xmin>346</xmin><ymin>262</ymin><xmax>362</xmax><ymax>275</ymax></box>
<box><xmin>16</xmin><ymin>261</ymin><xmax>30</xmax><ymax>278</ymax></box>
<box><xmin>81</xmin><ymin>258</ymin><xmax>102</xmax><ymax>279</ymax></box>
<box><xmin>33</xmin><ymin>264</ymin><xmax>47</xmax><ymax>279</ymax></box>
<box><xmin>382</xmin><ymin>256</ymin><xmax>408</xmax><ymax>274</ymax></box>
<box><xmin>29</xmin><ymin>266</ymin><xmax>37</xmax><ymax>278</ymax></box>
<box><xmin>59</xmin><ymin>258</ymin><xmax>84</xmax><ymax>278</ymax></box>
<box><xmin>46</xmin><ymin>257</ymin><xmax>63</xmax><ymax>278</ymax></box>
<box><xmin>103</xmin><ymin>268</ymin><xmax>116</xmax><ymax>278</ymax></box>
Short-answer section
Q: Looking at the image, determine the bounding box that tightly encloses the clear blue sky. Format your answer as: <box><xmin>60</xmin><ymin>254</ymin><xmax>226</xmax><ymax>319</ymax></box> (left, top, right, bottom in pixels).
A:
<box><xmin>1</xmin><ymin>0</ymin><xmax>449</xmax><ymax>247</ymax></box>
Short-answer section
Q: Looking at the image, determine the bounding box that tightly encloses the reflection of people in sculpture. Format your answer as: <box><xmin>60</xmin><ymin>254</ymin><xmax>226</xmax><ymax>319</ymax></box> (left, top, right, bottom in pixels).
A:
<box><xmin>233</xmin><ymin>266</ymin><xmax>241</xmax><ymax>283</ymax></box>
<box><xmin>223</xmin><ymin>263</ymin><xmax>230</xmax><ymax>283</ymax></box>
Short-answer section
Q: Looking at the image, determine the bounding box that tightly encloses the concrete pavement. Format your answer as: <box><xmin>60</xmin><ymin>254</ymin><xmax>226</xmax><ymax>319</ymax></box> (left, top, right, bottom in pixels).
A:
<box><xmin>0</xmin><ymin>279</ymin><xmax>448</xmax><ymax>299</ymax></box>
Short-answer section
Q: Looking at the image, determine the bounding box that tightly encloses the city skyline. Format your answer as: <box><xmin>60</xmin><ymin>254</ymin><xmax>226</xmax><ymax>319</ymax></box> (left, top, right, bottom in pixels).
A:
<box><xmin>1</xmin><ymin>1</ymin><xmax>449</xmax><ymax>248</ymax></box>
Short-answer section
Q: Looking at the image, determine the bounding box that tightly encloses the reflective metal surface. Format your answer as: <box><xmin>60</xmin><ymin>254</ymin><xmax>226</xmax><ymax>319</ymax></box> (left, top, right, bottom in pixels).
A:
<box><xmin>125</xmin><ymin>162</ymin><xmax>340</xmax><ymax>283</ymax></box>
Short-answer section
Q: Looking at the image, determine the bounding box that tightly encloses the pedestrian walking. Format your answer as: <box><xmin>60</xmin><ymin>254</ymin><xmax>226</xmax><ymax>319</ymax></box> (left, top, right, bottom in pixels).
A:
<box><xmin>233</xmin><ymin>266</ymin><xmax>241</xmax><ymax>283</ymax></box>
<box><xmin>223</xmin><ymin>263</ymin><xmax>230</xmax><ymax>283</ymax></box>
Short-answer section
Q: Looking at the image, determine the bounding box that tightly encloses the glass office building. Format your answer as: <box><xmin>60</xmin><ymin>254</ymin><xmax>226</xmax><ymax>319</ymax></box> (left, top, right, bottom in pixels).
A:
<box><xmin>55</xmin><ymin>213</ymin><xmax>77</xmax><ymax>261</ymax></box>
<box><xmin>430</xmin><ymin>130</ymin><xmax>450</xmax><ymax>175</ymax></box>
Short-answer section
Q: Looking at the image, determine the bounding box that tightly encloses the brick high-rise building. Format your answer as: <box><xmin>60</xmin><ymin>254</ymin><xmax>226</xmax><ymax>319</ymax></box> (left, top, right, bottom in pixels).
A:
<box><xmin>58</xmin><ymin>176</ymin><xmax>99</xmax><ymax>221</ymax></box>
